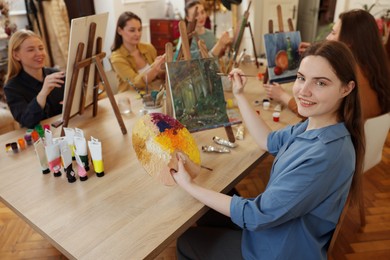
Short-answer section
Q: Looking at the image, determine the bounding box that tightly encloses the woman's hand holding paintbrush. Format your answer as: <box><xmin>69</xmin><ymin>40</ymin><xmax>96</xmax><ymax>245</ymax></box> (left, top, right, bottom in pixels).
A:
<box><xmin>134</xmin><ymin>54</ymin><xmax>167</xmax><ymax>84</ymax></box>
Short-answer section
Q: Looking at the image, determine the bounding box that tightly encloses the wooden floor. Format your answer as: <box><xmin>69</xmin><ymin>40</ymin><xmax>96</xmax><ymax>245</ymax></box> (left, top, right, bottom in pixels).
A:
<box><xmin>1</xmin><ymin>132</ymin><xmax>389</xmax><ymax>259</ymax></box>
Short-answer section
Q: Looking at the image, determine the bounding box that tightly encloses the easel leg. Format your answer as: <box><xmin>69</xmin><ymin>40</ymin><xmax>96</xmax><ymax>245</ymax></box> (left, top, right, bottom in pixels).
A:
<box><xmin>225</xmin><ymin>125</ymin><xmax>235</xmax><ymax>143</ymax></box>
<box><xmin>165</xmin><ymin>42</ymin><xmax>174</xmax><ymax>117</ymax></box>
<box><xmin>94</xmin><ymin>56</ymin><xmax>127</xmax><ymax>135</ymax></box>
<box><xmin>93</xmin><ymin>37</ymin><xmax>102</xmax><ymax>117</ymax></box>
<box><xmin>247</xmin><ymin>22</ymin><xmax>260</xmax><ymax>68</ymax></box>
<box><xmin>80</xmin><ymin>22</ymin><xmax>97</xmax><ymax>115</ymax></box>
<box><xmin>61</xmin><ymin>43</ymin><xmax>85</xmax><ymax>136</ymax></box>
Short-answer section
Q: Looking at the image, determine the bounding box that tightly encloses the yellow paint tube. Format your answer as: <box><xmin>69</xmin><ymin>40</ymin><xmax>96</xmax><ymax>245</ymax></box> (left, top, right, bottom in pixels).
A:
<box><xmin>88</xmin><ymin>136</ymin><xmax>104</xmax><ymax>177</ymax></box>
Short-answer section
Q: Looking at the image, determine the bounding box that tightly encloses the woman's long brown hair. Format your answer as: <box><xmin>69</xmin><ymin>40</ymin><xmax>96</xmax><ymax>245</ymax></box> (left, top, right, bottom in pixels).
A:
<box><xmin>338</xmin><ymin>9</ymin><xmax>390</xmax><ymax>114</ymax></box>
<box><xmin>302</xmin><ymin>41</ymin><xmax>365</xmax><ymax>204</ymax></box>
<box><xmin>111</xmin><ymin>11</ymin><xmax>142</xmax><ymax>52</ymax></box>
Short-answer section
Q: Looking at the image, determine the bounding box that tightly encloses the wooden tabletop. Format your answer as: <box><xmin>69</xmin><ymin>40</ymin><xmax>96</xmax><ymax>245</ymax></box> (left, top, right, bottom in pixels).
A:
<box><xmin>0</xmin><ymin>64</ymin><xmax>300</xmax><ymax>259</ymax></box>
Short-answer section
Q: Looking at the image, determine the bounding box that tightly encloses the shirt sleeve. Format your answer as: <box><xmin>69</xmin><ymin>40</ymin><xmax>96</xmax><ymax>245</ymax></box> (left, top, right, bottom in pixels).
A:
<box><xmin>231</xmin><ymin>135</ymin><xmax>353</xmax><ymax>231</ymax></box>
<box><xmin>4</xmin><ymin>86</ymin><xmax>45</xmax><ymax>128</ymax></box>
<box><xmin>110</xmin><ymin>44</ymin><xmax>158</xmax><ymax>89</ymax></box>
<box><xmin>110</xmin><ymin>54</ymin><xmax>141</xmax><ymax>88</ymax></box>
<box><xmin>267</xmin><ymin>125</ymin><xmax>294</xmax><ymax>156</ymax></box>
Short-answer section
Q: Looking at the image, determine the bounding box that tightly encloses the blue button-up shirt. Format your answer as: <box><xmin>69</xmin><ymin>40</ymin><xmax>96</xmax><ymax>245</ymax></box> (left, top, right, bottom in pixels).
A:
<box><xmin>231</xmin><ymin>120</ymin><xmax>355</xmax><ymax>259</ymax></box>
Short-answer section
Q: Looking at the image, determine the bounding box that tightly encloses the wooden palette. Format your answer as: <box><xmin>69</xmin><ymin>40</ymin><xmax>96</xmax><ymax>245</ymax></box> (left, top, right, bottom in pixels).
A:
<box><xmin>132</xmin><ymin>113</ymin><xmax>201</xmax><ymax>186</ymax></box>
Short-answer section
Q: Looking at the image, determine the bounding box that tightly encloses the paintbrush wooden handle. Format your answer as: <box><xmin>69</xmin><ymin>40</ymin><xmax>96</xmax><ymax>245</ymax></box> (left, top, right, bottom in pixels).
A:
<box><xmin>217</xmin><ymin>72</ymin><xmax>257</xmax><ymax>77</ymax></box>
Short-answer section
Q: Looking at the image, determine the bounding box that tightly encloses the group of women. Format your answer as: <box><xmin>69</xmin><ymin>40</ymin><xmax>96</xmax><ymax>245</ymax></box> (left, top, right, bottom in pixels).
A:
<box><xmin>2</xmin><ymin>0</ymin><xmax>390</xmax><ymax>258</ymax></box>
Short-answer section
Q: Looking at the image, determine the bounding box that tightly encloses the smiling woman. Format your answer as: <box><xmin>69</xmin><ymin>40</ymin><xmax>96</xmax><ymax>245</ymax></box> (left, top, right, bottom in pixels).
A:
<box><xmin>172</xmin><ymin>41</ymin><xmax>365</xmax><ymax>260</ymax></box>
<box><xmin>3</xmin><ymin>29</ymin><xmax>65</xmax><ymax>128</ymax></box>
<box><xmin>109</xmin><ymin>11</ymin><xmax>166</xmax><ymax>93</ymax></box>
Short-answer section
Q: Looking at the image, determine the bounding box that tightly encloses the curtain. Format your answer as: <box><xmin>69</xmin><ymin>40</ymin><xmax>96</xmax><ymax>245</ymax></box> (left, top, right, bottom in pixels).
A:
<box><xmin>25</xmin><ymin>0</ymin><xmax>70</xmax><ymax>70</ymax></box>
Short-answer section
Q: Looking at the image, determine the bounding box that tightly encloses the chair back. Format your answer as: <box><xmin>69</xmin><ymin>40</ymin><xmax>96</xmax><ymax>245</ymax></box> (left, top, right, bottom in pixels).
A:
<box><xmin>363</xmin><ymin>113</ymin><xmax>390</xmax><ymax>172</ymax></box>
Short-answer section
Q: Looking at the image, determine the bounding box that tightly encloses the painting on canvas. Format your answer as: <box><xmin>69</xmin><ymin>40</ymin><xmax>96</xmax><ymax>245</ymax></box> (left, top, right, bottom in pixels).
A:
<box><xmin>166</xmin><ymin>58</ymin><xmax>240</xmax><ymax>132</ymax></box>
<box><xmin>263</xmin><ymin>31</ymin><xmax>301</xmax><ymax>83</ymax></box>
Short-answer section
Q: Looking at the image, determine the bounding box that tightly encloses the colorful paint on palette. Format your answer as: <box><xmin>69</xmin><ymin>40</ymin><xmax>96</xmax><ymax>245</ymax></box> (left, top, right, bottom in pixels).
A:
<box><xmin>132</xmin><ymin>113</ymin><xmax>201</xmax><ymax>186</ymax></box>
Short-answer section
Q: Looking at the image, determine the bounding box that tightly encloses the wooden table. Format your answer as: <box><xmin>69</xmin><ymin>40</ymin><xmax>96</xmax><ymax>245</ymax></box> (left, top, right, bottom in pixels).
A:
<box><xmin>0</xmin><ymin>64</ymin><xmax>300</xmax><ymax>259</ymax></box>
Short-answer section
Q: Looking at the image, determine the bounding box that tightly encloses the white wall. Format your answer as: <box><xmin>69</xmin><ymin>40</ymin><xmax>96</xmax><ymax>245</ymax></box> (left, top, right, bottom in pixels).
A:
<box><xmin>10</xmin><ymin>0</ymin><xmax>389</xmax><ymax>71</ymax></box>
<box><xmin>9</xmin><ymin>0</ymin><xmax>29</xmax><ymax>31</ymax></box>
<box><xmin>334</xmin><ymin>0</ymin><xmax>390</xmax><ymax>22</ymax></box>
<box><xmin>94</xmin><ymin>0</ymin><xmax>167</xmax><ymax>69</ymax></box>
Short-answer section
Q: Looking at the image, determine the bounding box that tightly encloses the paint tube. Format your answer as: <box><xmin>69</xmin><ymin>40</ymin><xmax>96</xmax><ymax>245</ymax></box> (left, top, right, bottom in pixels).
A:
<box><xmin>63</xmin><ymin>127</ymin><xmax>76</xmax><ymax>160</ymax></box>
<box><xmin>75</xmin><ymin>128</ymin><xmax>84</xmax><ymax>138</ymax></box>
<box><xmin>31</xmin><ymin>130</ymin><xmax>39</xmax><ymax>142</ymax></box>
<box><xmin>74</xmin><ymin>136</ymin><xmax>89</xmax><ymax>171</ymax></box>
<box><xmin>44</xmin><ymin>128</ymin><xmax>53</xmax><ymax>146</ymax></box>
<box><xmin>60</xmin><ymin>141</ymin><xmax>77</xmax><ymax>183</ymax></box>
<box><xmin>18</xmin><ymin>138</ymin><xmax>26</xmax><ymax>150</ymax></box>
<box><xmin>35</xmin><ymin>124</ymin><xmax>44</xmax><ymax>138</ymax></box>
<box><xmin>45</xmin><ymin>141</ymin><xmax>62</xmax><ymax>177</ymax></box>
<box><xmin>34</xmin><ymin>138</ymin><xmax>50</xmax><ymax>174</ymax></box>
<box><xmin>75</xmin><ymin>151</ymin><xmax>88</xmax><ymax>181</ymax></box>
<box><xmin>24</xmin><ymin>132</ymin><xmax>33</xmax><ymax>146</ymax></box>
<box><xmin>235</xmin><ymin>125</ymin><xmax>244</xmax><ymax>140</ymax></box>
<box><xmin>88</xmin><ymin>136</ymin><xmax>104</xmax><ymax>177</ymax></box>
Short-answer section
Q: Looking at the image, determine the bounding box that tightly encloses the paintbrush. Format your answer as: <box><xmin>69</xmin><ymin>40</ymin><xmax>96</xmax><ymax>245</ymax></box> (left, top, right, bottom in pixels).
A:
<box><xmin>125</xmin><ymin>78</ymin><xmax>145</xmax><ymax>97</ymax></box>
<box><xmin>201</xmin><ymin>165</ymin><xmax>213</xmax><ymax>171</ymax></box>
<box><xmin>217</xmin><ymin>72</ymin><xmax>258</xmax><ymax>77</ymax></box>
<box><xmin>155</xmin><ymin>88</ymin><xmax>164</xmax><ymax>106</ymax></box>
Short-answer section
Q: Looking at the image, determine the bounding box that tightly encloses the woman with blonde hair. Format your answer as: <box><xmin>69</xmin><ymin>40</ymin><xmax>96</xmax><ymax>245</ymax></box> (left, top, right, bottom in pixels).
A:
<box><xmin>4</xmin><ymin>29</ymin><xmax>64</xmax><ymax>128</ymax></box>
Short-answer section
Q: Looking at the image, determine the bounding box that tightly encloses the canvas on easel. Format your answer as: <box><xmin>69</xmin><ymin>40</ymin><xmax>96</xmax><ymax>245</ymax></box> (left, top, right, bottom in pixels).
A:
<box><xmin>262</xmin><ymin>5</ymin><xmax>301</xmax><ymax>84</ymax></box>
<box><xmin>63</xmin><ymin>13</ymin><xmax>108</xmax><ymax>117</ymax></box>
<box><xmin>263</xmin><ymin>31</ymin><xmax>301</xmax><ymax>84</ymax></box>
<box><xmin>165</xmin><ymin>57</ymin><xmax>241</xmax><ymax>133</ymax></box>
<box><xmin>61</xmin><ymin>13</ymin><xmax>127</xmax><ymax>135</ymax></box>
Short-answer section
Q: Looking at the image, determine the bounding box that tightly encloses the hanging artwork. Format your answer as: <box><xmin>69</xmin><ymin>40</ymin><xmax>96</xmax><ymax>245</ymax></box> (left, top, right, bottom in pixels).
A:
<box><xmin>263</xmin><ymin>31</ymin><xmax>301</xmax><ymax>83</ymax></box>
<box><xmin>132</xmin><ymin>113</ymin><xmax>201</xmax><ymax>186</ymax></box>
<box><xmin>166</xmin><ymin>58</ymin><xmax>240</xmax><ymax>132</ymax></box>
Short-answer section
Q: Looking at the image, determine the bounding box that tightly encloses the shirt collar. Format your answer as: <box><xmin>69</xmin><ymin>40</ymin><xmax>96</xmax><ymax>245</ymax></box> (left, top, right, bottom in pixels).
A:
<box><xmin>295</xmin><ymin>120</ymin><xmax>350</xmax><ymax>144</ymax></box>
<box><xmin>119</xmin><ymin>43</ymin><xmax>149</xmax><ymax>57</ymax></box>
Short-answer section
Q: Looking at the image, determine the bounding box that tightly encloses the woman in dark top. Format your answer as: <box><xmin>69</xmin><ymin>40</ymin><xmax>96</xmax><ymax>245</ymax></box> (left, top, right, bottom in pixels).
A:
<box><xmin>4</xmin><ymin>29</ymin><xmax>65</xmax><ymax>128</ymax></box>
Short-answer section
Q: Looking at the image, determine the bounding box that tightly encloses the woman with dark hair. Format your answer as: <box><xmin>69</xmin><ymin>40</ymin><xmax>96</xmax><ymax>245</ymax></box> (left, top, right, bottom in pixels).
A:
<box><xmin>4</xmin><ymin>29</ymin><xmax>64</xmax><ymax>128</ymax></box>
<box><xmin>185</xmin><ymin>0</ymin><xmax>231</xmax><ymax>59</ymax></box>
<box><xmin>265</xmin><ymin>9</ymin><xmax>390</xmax><ymax>120</ymax></box>
<box><xmin>171</xmin><ymin>40</ymin><xmax>365</xmax><ymax>259</ymax></box>
<box><xmin>110</xmin><ymin>11</ymin><xmax>165</xmax><ymax>92</ymax></box>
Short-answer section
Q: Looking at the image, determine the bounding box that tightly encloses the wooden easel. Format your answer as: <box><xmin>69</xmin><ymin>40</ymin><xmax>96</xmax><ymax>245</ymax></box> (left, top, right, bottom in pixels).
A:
<box><xmin>224</xmin><ymin>1</ymin><xmax>259</xmax><ymax>73</ymax></box>
<box><xmin>61</xmin><ymin>23</ymin><xmax>127</xmax><ymax>136</ymax></box>
<box><xmin>174</xmin><ymin>6</ymin><xmax>198</xmax><ymax>61</ymax></box>
<box><xmin>263</xmin><ymin>5</ymin><xmax>295</xmax><ymax>84</ymax></box>
<box><xmin>165</xmin><ymin>21</ymin><xmax>236</xmax><ymax>143</ymax></box>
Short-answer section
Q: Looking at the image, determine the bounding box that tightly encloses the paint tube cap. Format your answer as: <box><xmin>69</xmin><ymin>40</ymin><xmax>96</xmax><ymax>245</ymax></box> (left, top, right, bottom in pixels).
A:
<box><xmin>54</xmin><ymin>171</ymin><xmax>62</xmax><ymax>177</ymax></box>
<box><xmin>42</xmin><ymin>168</ymin><xmax>50</xmax><ymax>174</ymax></box>
<box><xmin>96</xmin><ymin>171</ymin><xmax>105</xmax><ymax>177</ymax></box>
<box><xmin>80</xmin><ymin>175</ymin><xmax>88</xmax><ymax>181</ymax></box>
<box><xmin>67</xmin><ymin>176</ymin><xmax>77</xmax><ymax>183</ymax></box>
<box><xmin>34</xmin><ymin>124</ymin><xmax>44</xmax><ymax>138</ymax></box>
